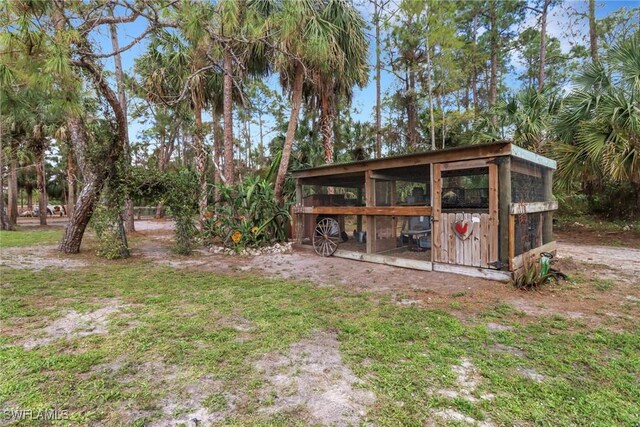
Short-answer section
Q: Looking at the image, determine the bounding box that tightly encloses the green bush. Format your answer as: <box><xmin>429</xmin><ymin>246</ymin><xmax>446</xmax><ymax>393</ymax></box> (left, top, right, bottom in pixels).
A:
<box><xmin>204</xmin><ymin>176</ymin><xmax>291</xmax><ymax>250</ymax></box>
<box><xmin>90</xmin><ymin>201</ymin><xmax>129</xmax><ymax>260</ymax></box>
<box><xmin>164</xmin><ymin>169</ymin><xmax>199</xmax><ymax>255</ymax></box>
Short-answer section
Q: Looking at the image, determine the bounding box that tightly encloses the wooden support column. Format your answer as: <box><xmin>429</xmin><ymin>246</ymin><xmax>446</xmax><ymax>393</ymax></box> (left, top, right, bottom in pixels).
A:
<box><xmin>498</xmin><ymin>157</ymin><xmax>511</xmax><ymax>269</ymax></box>
<box><xmin>542</xmin><ymin>168</ymin><xmax>554</xmax><ymax>244</ymax></box>
<box><xmin>390</xmin><ymin>180</ymin><xmax>397</xmax><ymax>243</ymax></box>
<box><xmin>294</xmin><ymin>180</ymin><xmax>303</xmax><ymax>243</ymax></box>
<box><xmin>365</xmin><ymin>170</ymin><xmax>375</xmax><ymax>253</ymax></box>
<box><xmin>431</xmin><ymin>164</ymin><xmax>442</xmax><ymax>262</ymax></box>
<box><xmin>356</xmin><ymin>188</ymin><xmax>363</xmax><ymax>233</ymax></box>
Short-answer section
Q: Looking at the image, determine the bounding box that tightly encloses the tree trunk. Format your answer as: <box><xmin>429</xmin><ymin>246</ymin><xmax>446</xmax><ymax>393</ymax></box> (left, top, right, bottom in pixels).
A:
<box><xmin>407</xmin><ymin>68</ymin><xmax>418</xmax><ymax>149</ymax></box>
<box><xmin>212</xmin><ymin>108</ymin><xmax>224</xmax><ymax>204</ymax></box>
<box><xmin>275</xmin><ymin>64</ymin><xmax>304</xmax><ymax>204</ymax></box>
<box><xmin>59</xmin><ymin>53</ymin><xmax>128</xmax><ymax>254</ymax></box>
<box><xmin>8</xmin><ymin>140</ymin><xmax>18</xmax><ymax>224</ymax></box>
<box><xmin>194</xmin><ymin>104</ymin><xmax>208</xmax><ymax>222</ymax></box>
<box><xmin>489</xmin><ymin>0</ymin><xmax>498</xmax><ymax>109</ymax></box>
<box><xmin>26</xmin><ymin>185</ymin><xmax>33</xmax><ymax>211</ymax></box>
<box><xmin>35</xmin><ymin>144</ymin><xmax>47</xmax><ymax>226</ymax></box>
<box><xmin>109</xmin><ymin>12</ymin><xmax>135</xmax><ymax>232</ymax></box>
<box><xmin>320</xmin><ymin>92</ymin><xmax>335</xmax><ymax>164</ymax></box>
<box><xmin>223</xmin><ymin>49</ymin><xmax>235</xmax><ymax>185</ymax></box>
<box><xmin>375</xmin><ymin>0</ymin><xmax>382</xmax><ymax>158</ymax></box>
<box><xmin>471</xmin><ymin>12</ymin><xmax>479</xmax><ymax>115</ymax></box>
<box><xmin>425</xmin><ymin>16</ymin><xmax>436</xmax><ymax>151</ymax></box>
<box><xmin>0</xmin><ymin>128</ymin><xmax>14</xmax><ymax>231</ymax></box>
<box><xmin>59</xmin><ymin>176</ymin><xmax>101</xmax><ymax>254</ymax></box>
<box><xmin>538</xmin><ymin>0</ymin><xmax>549</xmax><ymax>91</ymax></box>
<box><xmin>588</xmin><ymin>0</ymin><xmax>598</xmax><ymax>63</ymax></box>
<box><xmin>67</xmin><ymin>145</ymin><xmax>75</xmax><ymax>218</ymax></box>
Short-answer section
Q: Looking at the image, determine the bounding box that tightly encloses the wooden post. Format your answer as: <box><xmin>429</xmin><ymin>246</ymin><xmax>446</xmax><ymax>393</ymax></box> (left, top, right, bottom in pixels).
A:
<box><xmin>431</xmin><ymin>163</ymin><xmax>441</xmax><ymax>262</ymax></box>
<box><xmin>356</xmin><ymin>187</ymin><xmax>363</xmax><ymax>233</ymax></box>
<box><xmin>390</xmin><ymin>180</ymin><xmax>397</xmax><ymax>244</ymax></box>
<box><xmin>498</xmin><ymin>157</ymin><xmax>511</xmax><ymax>269</ymax></box>
<box><xmin>365</xmin><ymin>170</ymin><xmax>375</xmax><ymax>253</ymax></box>
<box><xmin>508</xmin><ymin>214</ymin><xmax>515</xmax><ymax>267</ymax></box>
<box><xmin>542</xmin><ymin>168</ymin><xmax>553</xmax><ymax>244</ymax></box>
<box><xmin>295</xmin><ymin>180</ymin><xmax>303</xmax><ymax>244</ymax></box>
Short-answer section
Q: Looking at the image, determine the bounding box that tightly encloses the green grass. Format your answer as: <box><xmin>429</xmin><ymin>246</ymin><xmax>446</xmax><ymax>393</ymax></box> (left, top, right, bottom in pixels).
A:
<box><xmin>0</xmin><ymin>228</ymin><xmax>63</xmax><ymax>248</ymax></box>
<box><xmin>1</xmin><ymin>262</ymin><xmax>639</xmax><ymax>426</ymax></box>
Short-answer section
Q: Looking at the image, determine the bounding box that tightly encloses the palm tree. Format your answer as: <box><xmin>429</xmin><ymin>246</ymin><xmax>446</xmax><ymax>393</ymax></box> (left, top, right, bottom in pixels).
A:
<box><xmin>215</xmin><ymin>0</ymin><xmax>275</xmax><ymax>185</ymax></box>
<box><xmin>311</xmin><ymin>0</ymin><xmax>369</xmax><ymax>165</ymax></box>
<box><xmin>553</xmin><ymin>35</ymin><xmax>640</xmax><ymax>210</ymax></box>
<box><xmin>272</xmin><ymin>0</ymin><xmax>345</xmax><ymax>203</ymax></box>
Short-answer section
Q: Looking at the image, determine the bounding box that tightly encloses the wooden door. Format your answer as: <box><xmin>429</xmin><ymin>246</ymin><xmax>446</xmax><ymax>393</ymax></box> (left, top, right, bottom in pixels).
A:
<box><xmin>431</xmin><ymin>161</ymin><xmax>498</xmax><ymax>268</ymax></box>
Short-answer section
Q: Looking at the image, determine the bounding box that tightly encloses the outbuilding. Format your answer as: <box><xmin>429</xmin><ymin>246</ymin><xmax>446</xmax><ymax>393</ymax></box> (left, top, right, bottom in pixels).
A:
<box><xmin>291</xmin><ymin>141</ymin><xmax>557</xmax><ymax>281</ymax></box>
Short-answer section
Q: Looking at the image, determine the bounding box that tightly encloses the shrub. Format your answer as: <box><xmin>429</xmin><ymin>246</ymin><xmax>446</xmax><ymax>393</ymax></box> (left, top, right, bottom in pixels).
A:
<box><xmin>204</xmin><ymin>176</ymin><xmax>291</xmax><ymax>250</ymax></box>
<box><xmin>164</xmin><ymin>169</ymin><xmax>199</xmax><ymax>255</ymax></box>
<box><xmin>512</xmin><ymin>253</ymin><xmax>556</xmax><ymax>290</ymax></box>
<box><xmin>90</xmin><ymin>199</ymin><xmax>129</xmax><ymax>260</ymax></box>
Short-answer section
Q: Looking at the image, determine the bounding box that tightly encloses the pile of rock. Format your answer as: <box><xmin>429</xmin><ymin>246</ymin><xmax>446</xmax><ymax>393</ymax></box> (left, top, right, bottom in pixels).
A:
<box><xmin>208</xmin><ymin>241</ymin><xmax>293</xmax><ymax>256</ymax></box>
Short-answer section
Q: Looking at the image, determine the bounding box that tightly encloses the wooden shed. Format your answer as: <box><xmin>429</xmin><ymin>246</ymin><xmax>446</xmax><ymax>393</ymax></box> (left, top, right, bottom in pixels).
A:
<box><xmin>291</xmin><ymin>142</ymin><xmax>558</xmax><ymax>282</ymax></box>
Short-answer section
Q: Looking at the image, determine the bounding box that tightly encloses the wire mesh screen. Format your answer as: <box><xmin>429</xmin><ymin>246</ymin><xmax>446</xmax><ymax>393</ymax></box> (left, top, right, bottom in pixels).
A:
<box><xmin>514</xmin><ymin>213</ymin><xmax>543</xmax><ymax>256</ymax></box>
<box><xmin>442</xmin><ymin>168</ymin><xmax>489</xmax><ymax>209</ymax></box>
<box><xmin>511</xmin><ymin>159</ymin><xmax>545</xmax><ymax>203</ymax></box>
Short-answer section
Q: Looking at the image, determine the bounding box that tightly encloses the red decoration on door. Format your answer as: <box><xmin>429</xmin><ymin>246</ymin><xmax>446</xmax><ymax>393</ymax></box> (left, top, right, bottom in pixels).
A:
<box><xmin>455</xmin><ymin>222</ymin><xmax>468</xmax><ymax>235</ymax></box>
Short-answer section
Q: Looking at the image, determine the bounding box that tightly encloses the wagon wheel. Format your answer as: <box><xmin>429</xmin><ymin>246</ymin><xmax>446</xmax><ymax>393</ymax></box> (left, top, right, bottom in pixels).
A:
<box><xmin>313</xmin><ymin>217</ymin><xmax>341</xmax><ymax>257</ymax></box>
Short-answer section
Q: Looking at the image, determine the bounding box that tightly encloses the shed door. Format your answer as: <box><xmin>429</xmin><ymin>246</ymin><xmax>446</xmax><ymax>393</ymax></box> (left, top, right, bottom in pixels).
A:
<box><xmin>431</xmin><ymin>161</ymin><xmax>498</xmax><ymax>268</ymax></box>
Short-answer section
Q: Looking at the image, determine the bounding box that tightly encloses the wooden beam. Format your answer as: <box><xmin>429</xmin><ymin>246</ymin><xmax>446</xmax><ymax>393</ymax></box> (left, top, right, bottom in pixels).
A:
<box><xmin>431</xmin><ymin>164</ymin><xmax>442</xmax><ymax>263</ymax></box>
<box><xmin>510</xmin><ymin>145</ymin><xmax>557</xmax><ymax>170</ymax></box>
<box><xmin>294</xmin><ymin>206</ymin><xmax>432</xmax><ymax>216</ymax></box>
<box><xmin>356</xmin><ymin>188</ymin><xmax>363</xmax><ymax>232</ymax></box>
<box><xmin>542</xmin><ymin>169</ymin><xmax>554</xmax><ymax>244</ymax></box>
<box><xmin>498</xmin><ymin>157</ymin><xmax>511</xmax><ymax>269</ymax></box>
<box><xmin>432</xmin><ymin>263</ymin><xmax>512</xmax><ymax>282</ymax></box>
<box><xmin>294</xmin><ymin>180</ymin><xmax>303</xmax><ymax>243</ymax></box>
<box><xmin>293</xmin><ymin>142</ymin><xmax>512</xmax><ymax>179</ymax></box>
<box><xmin>509</xmin><ymin>200</ymin><xmax>558</xmax><ymax>215</ymax></box>
<box><xmin>334</xmin><ymin>250</ymin><xmax>433</xmax><ymax>271</ymax></box>
<box><xmin>439</xmin><ymin>158</ymin><xmax>494</xmax><ymax>171</ymax></box>
<box><xmin>365</xmin><ymin>170</ymin><xmax>375</xmax><ymax>254</ymax></box>
<box><xmin>510</xmin><ymin>241</ymin><xmax>557</xmax><ymax>272</ymax></box>
<box><xmin>508</xmin><ymin>214</ymin><xmax>515</xmax><ymax>262</ymax></box>
<box><xmin>370</xmin><ymin>172</ymin><xmax>400</xmax><ymax>181</ymax></box>
<box><xmin>488</xmin><ymin>163</ymin><xmax>499</xmax><ymax>265</ymax></box>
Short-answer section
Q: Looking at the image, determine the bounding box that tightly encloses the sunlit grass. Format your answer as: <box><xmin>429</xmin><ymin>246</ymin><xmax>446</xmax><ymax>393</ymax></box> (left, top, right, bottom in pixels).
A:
<box><xmin>0</xmin><ymin>228</ymin><xmax>63</xmax><ymax>248</ymax></box>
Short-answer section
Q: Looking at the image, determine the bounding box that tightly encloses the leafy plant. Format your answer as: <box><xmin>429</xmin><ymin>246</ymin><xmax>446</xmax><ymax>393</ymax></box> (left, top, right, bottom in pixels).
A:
<box><xmin>90</xmin><ymin>199</ymin><xmax>129</xmax><ymax>260</ymax></box>
<box><xmin>204</xmin><ymin>176</ymin><xmax>291</xmax><ymax>250</ymax></box>
<box><xmin>163</xmin><ymin>169</ymin><xmax>199</xmax><ymax>255</ymax></box>
<box><xmin>512</xmin><ymin>253</ymin><xmax>556</xmax><ymax>290</ymax></box>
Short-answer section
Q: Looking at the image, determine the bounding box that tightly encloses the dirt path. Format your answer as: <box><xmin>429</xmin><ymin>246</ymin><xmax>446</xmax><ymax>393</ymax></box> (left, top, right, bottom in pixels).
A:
<box><xmin>557</xmin><ymin>241</ymin><xmax>640</xmax><ymax>283</ymax></box>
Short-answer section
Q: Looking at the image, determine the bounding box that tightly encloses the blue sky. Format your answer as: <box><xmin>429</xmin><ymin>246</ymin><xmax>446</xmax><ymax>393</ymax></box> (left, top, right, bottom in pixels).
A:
<box><xmin>93</xmin><ymin>0</ymin><xmax>638</xmax><ymax>151</ymax></box>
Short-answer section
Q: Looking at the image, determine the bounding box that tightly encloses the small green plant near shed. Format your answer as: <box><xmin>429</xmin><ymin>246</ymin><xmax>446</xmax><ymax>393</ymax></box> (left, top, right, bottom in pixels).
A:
<box><xmin>204</xmin><ymin>176</ymin><xmax>290</xmax><ymax>251</ymax></box>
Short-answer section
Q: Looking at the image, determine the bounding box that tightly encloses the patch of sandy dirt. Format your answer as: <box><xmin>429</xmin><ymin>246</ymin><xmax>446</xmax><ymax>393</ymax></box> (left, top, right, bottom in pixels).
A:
<box><xmin>255</xmin><ymin>330</ymin><xmax>375</xmax><ymax>426</ymax></box>
<box><xmin>517</xmin><ymin>367</ymin><xmax>545</xmax><ymax>383</ymax></box>
<box><xmin>428</xmin><ymin>409</ymin><xmax>496</xmax><ymax>427</ymax></box>
<box><xmin>436</xmin><ymin>357</ymin><xmax>494</xmax><ymax>403</ymax></box>
<box><xmin>23</xmin><ymin>300</ymin><xmax>125</xmax><ymax>349</ymax></box>
<box><xmin>95</xmin><ymin>359</ymin><xmax>239</xmax><ymax>427</ymax></box>
<box><xmin>491</xmin><ymin>343</ymin><xmax>526</xmax><ymax>358</ymax></box>
<box><xmin>1</xmin><ymin>245</ymin><xmax>89</xmax><ymax>271</ymax></box>
<box><xmin>429</xmin><ymin>357</ymin><xmax>496</xmax><ymax>426</ymax></box>
<box><xmin>556</xmin><ymin>242</ymin><xmax>640</xmax><ymax>284</ymax></box>
<box><xmin>555</xmin><ymin>228</ymin><xmax>640</xmax><ymax>249</ymax></box>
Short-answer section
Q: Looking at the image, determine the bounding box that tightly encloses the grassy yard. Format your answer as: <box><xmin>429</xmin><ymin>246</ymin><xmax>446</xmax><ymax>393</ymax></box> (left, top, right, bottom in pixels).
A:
<box><xmin>0</xmin><ymin>229</ymin><xmax>63</xmax><ymax>248</ymax></box>
<box><xmin>1</xmin><ymin>232</ymin><xmax>639</xmax><ymax>426</ymax></box>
